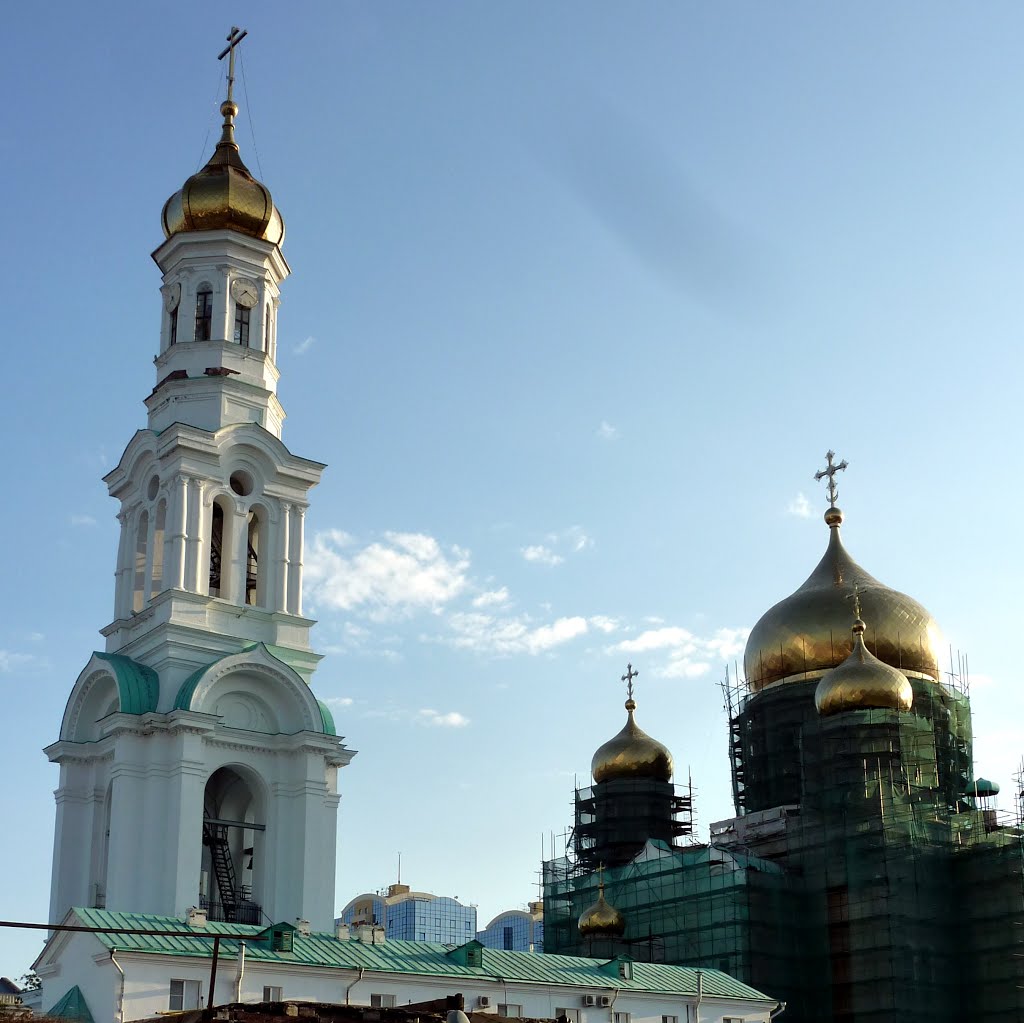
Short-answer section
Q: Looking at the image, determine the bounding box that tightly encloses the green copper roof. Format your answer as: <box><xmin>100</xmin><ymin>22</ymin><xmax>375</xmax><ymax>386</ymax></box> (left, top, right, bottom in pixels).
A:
<box><xmin>173</xmin><ymin>663</ymin><xmax>210</xmax><ymax>712</ymax></box>
<box><xmin>318</xmin><ymin>700</ymin><xmax>337</xmax><ymax>735</ymax></box>
<box><xmin>48</xmin><ymin>985</ymin><xmax>95</xmax><ymax>1023</ymax></box>
<box><xmin>93</xmin><ymin>654</ymin><xmax>158</xmax><ymax>715</ymax></box>
<box><xmin>67</xmin><ymin>909</ymin><xmax>770</xmax><ymax>1003</ymax></box>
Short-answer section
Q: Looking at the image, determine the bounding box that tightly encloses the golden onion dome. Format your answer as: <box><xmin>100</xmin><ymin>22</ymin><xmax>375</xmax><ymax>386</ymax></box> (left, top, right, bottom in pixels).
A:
<box><xmin>743</xmin><ymin>506</ymin><xmax>943</xmax><ymax>693</ymax></box>
<box><xmin>578</xmin><ymin>882</ymin><xmax>626</xmax><ymax>937</ymax></box>
<box><xmin>815</xmin><ymin>613</ymin><xmax>914</xmax><ymax>716</ymax></box>
<box><xmin>592</xmin><ymin>698</ymin><xmax>673</xmax><ymax>784</ymax></box>
<box><xmin>162</xmin><ymin>100</ymin><xmax>284</xmax><ymax>245</ymax></box>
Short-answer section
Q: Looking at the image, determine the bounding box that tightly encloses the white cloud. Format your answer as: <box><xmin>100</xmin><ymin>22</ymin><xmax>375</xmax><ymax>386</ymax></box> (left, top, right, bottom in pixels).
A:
<box><xmin>597</xmin><ymin>420</ymin><xmax>619</xmax><ymax>441</ymax></box>
<box><xmin>564</xmin><ymin>525</ymin><xmax>593</xmax><ymax>552</ymax></box>
<box><xmin>294</xmin><ymin>335</ymin><xmax>316</xmax><ymax>356</ymax></box>
<box><xmin>447</xmin><ymin>612</ymin><xmax>588</xmax><ymax>656</ymax></box>
<box><xmin>522</xmin><ymin>545</ymin><xmax>564</xmax><ymax>566</ymax></box>
<box><xmin>27</xmin><ymin>632</ymin><xmax>44</xmax><ymax>643</ymax></box>
<box><xmin>306</xmin><ymin>529</ymin><xmax>470</xmax><ymax>618</ymax></box>
<box><xmin>324</xmin><ymin>696</ymin><xmax>354</xmax><ymax>709</ymax></box>
<box><xmin>70</xmin><ymin>514</ymin><xmax>97</xmax><ymax>527</ymax></box>
<box><xmin>0</xmin><ymin>650</ymin><xmax>38</xmax><ymax>673</ymax></box>
<box><xmin>615</xmin><ymin>625</ymin><xmax>750</xmax><ymax>680</ymax></box>
<box><xmin>787</xmin><ymin>492</ymin><xmax>813</xmax><ymax>519</ymax></box>
<box><xmin>419</xmin><ymin>708</ymin><xmax>471</xmax><ymax>728</ymax></box>
<box><xmin>589</xmin><ymin>615</ymin><xmax>620</xmax><ymax>634</ymax></box>
<box><xmin>472</xmin><ymin>587</ymin><xmax>510</xmax><ymax>609</ymax></box>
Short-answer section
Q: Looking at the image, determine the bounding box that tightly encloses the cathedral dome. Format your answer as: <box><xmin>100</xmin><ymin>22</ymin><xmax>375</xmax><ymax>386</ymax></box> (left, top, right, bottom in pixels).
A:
<box><xmin>578</xmin><ymin>883</ymin><xmax>626</xmax><ymax>938</ymax></box>
<box><xmin>162</xmin><ymin>100</ymin><xmax>285</xmax><ymax>245</ymax></box>
<box><xmin>743</xmin><ymin>506</ymin><xmax>943</xmax><ymax>692</ymax></box>
<box><xmin>815</xmin><ymin>614</ymin><xmax>914</xmax><ymax>716</ymax></box>
<box><xmin>592</xmin><ymin>697</ymin><xmax>673</xmax><ymax>784</ymax></box>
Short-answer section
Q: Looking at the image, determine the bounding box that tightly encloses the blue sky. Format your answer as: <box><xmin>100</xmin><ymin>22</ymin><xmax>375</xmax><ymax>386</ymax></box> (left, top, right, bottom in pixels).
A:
<box><xmin>2</xmin><ymin>0</ymin><xmax>1024</xmax><ymax>977</ymax></box>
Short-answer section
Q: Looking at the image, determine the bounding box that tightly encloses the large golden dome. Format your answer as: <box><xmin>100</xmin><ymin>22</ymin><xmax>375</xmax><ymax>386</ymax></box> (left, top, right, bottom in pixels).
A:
<box><xmin>578</xmin><ymin>883</ymin><xmax>626</xmax><ymax>937</ymax></box>
<box><xmin>815</xmin><ymin>614</ymin><xmax>914</xmax><ymax>716</ymax></box>
<box><xmin>162</xmin><ymin>100</ymin><xmax>284</xmax><ymax>245</ymax></box>
<box><xmin>592</xmin><ymin>698</ymin><xmax>673</xmax><ymax>784</ymax></box>
<box><xmin>744</xmin><ymin>506</ymin><xmax>943</xmax><ymax>692</ymax></box>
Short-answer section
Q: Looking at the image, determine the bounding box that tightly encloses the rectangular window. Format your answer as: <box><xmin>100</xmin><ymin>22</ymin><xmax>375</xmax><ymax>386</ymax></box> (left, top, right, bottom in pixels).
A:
<box><xmin>556</xmin><ymin>1010</ymin><xmax>580</xmax><ymax>1023</ymax></box>
<box><xmin>169</xmin><ymin>307</ymin><xmax>178</xmax><ymax>345</ymax></box>
<box><xmin>370</xmin><ymin>994</ymin><xmax>396</xmax><ymax>1008</ymax></box>
<box><xmin>169</xmin><ymin>979</ymin><xmax>201</xmax><ymax>1011</ymax></box>
<box><xmin>195</xmin><ymin>288</ymin><xmax>213</xmax><ymax>341</ymax></box>
<box><xmin>263</xmin><ymin>987</ymin><xmax>282</xmax><ymax>1002</ymax></box>
<box><xmin>234</xmin><ymin>303</ymin><xmax>251</xmax><ymax>346</ymax></box>
<box><xmin>662</xmin><ymin>1016</ymin><xmax>678</xmax><ymax>1023</ymax></box>
<box><xmin>503</xmin><ymin>925</ymin><xmax>514</xmax><ymax>950</ymax></box>
<box><xmin>613</xmin><ymin>1013</ymin><xmax>631</xmax><ymax>1023</ymax></box>
<box><xmin>498</xmin><ymin>1006</ymin><xmax>522</xmax><ymax>1019</ymax></box>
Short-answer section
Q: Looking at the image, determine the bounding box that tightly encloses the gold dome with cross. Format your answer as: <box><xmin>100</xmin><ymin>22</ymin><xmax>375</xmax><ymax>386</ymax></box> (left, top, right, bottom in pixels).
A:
<box><xmin>743</xmin><ymin>452</ymin><xmax>944</xmax><ymax>693</ymax></box>
<box><xmin>162</xmin><ymin>27</ymin><xmax>285</xmax><ymax>245</ymax></box>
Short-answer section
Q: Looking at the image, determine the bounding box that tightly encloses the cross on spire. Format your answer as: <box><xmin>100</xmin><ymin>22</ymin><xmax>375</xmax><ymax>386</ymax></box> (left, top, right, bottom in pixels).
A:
<box><xmin>814</xmin><ymin>449</ymin><xmax>849</xmax><ymax>508</ymax></box>
<box><xmin>847</xmin><ymin>583</ymin><xmax>862</xmax><ymax>621</ymax></box>
<box><xmin>621</xmin><ymin>663</ymin><xmax>639</xmax><ymax>702</ymax></box>
<box><xmin>217</xmin><ymin>26</ymin><xmax>248</xmax><ymax>104</ymax></box>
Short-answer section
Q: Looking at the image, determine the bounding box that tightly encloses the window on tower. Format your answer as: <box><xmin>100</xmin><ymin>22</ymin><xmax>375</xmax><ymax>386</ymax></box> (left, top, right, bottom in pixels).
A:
<box><xmin>169</xmin><ymin>306</ymin><xmax>178</xmax><ymax>345</ymax></box>
<box><xmin>208</xmin><ymin>500</ymin><xmax>225</xmax><ymax>598</ymax></box>
<box><xmin>195</xmin><ymin>285</ymin><xmax>213</xmax><ymax>341</ymax></box>
<box><xmin>234</xmin><ymin>303</ymin><xmax>251</xmax><ymax>346</ymax></box>
<box><xmin>245</xmin><ymin>509</ymin><xmax>261</xmax><ymax>606</ymax></box>
<box><xmin>133</xmin><ymin>510</ymin><xmax>149</xmax><ymax>613</ymax></box>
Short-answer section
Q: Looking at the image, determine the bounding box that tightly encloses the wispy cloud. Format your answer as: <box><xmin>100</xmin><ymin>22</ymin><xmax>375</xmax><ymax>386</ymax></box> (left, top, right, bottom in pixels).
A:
<box><xmin>306</xmin><ymin>529</ymin><xmax>470</xmax><ymax>619</ymax></box>
<box><xmin>447</xmin><ymin>612</ymin><xmax>588</xmax><ymax>656</ymax></box>
<box><xmin>615</xmin><ymin>625</ymin><xmax>749</xmax><ymax>680</ymax></box>
<box><xmin>294</xmin><ymin>336</ymin><xmax>316</xmax><ymax>356</ymax></box>
<box><xmin>787</xmin><ymin>492</ymin><xmax>813</xmax><ymax>519</ymax></box>
<box><xmin>0</xmin><ymin>650</ymin><xmax>40</xmax><ymax>673</ymax></box>
<box><xmin>521</xmin><ymin>544</ymin><xmax>564</xmax><ymax>566</ymax></box>
<box><xmin>472</xmin><ymin>587</ymin><xmax>510</xmax><ymax>609</ymax></box>
<box><xmin>597</xmin><ymin>420</ymin><xmax>619</xmax><ymax>441</ymax></box>
<box><xmin>70</xmin><ymin>514</ymin><xmax>97</xmax><ymax>527</ymax></box>
<box><xmin>589</xmin><ymin>615</ymin><xmax>620</xmax><ymax>634</ymax></box>
<box><xmin>419</xmin><ymin>708</ymin><xmax>471</xmax><ymax>728</ymax></box>
<box><xmin>324</xmin><ymin>696</ymin><xmax>354</xmax><ymax>710</ymax></box>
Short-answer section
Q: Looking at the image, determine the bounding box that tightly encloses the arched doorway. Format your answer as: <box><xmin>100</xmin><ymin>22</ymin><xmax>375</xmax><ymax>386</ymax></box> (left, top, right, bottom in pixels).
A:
<box><xmin>201</xmin><ymin>766</ymin><xmax>265</xmax><ymax>923</ymax></box>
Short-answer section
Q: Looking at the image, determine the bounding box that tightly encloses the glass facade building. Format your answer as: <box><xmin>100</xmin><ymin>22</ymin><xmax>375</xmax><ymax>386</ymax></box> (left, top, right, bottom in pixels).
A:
<box><xmin>338</xmin><ymin>885</ymin><xmax>476</xmax><ymax>944</ymax></box>
<box><xmin>476</xmin><ymin>905</ymin><xmax>544</xmax><ymax>953</ymax></box>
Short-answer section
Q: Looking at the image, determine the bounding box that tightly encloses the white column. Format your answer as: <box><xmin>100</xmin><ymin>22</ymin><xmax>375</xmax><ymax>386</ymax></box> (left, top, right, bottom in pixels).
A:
<box><xmin>287</xmin><ymin>505</ymin><xmax>306</xmax><ymax>615</ymax></box>
<box><xmin>184</xmin><ymin>478</ymin><xmax>204</xmax><ymax>592</ymax></box>
<box><xmin>228</xmin><ymin>502</ymin><xmax>248</xmax><ymax>605</ymax></box>
<box><xmin>213</xmin><ymin>269</ymin><xmax>230</xmax><ymax>342</ymax></box>
<box><xmin>168</xmin><ymin>474</ymin><xmax>188</xmax><ymax>590</ymax></box>
<box><xmin>275</xmin><ymin>503</ymin><xmax>291</xmax><ymax>612</ymax></box>
<box><xmin>113</xmin><ymin>511</ymin><xmax>131</xmax><ymax>619</ymax></box>
<box><xmin>143</xmin><ymin>504</ymin><xmax>157</xmax><ymax>602</ymax></box>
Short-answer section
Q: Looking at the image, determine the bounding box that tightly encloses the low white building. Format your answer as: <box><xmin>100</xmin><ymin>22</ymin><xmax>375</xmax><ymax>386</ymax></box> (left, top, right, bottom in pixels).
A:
<box><xmin>34</xmin><ymin>909</ymin><xmax>779</xmax><ymax>1023</ymax></box>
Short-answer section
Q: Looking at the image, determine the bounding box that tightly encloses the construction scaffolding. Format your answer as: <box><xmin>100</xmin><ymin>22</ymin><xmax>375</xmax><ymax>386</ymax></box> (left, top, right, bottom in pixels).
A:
<box><xmin>545</xmin><ymin>659</ymin><xmax>1024</xmax><ymax>1023</ymax></box>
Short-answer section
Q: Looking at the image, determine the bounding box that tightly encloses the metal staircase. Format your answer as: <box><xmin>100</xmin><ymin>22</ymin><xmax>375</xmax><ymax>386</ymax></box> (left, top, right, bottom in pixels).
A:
<box><xmin>202</xmin><ymin>813</ymin><xmax>238</xmax><ymax>921</ymax></box>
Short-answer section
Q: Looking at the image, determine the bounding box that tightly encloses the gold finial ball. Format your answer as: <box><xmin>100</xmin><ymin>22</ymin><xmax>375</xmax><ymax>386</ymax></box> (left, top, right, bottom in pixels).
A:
<box><xmin>852</xmin><ymin>618</ymin><xmax>866</xmax><ymax>635</ymax></box>
<box><xmin>221</xmin><ymin>100</ymin><xmax>239</xmax><ymax>118</ymax></box>
<box><xmin>624</xmin><ymin>698</ymin><xmax>636</xmax><ymax>712</ymax></box>
<box><xmin>824</xmin><ymin>506</ymin><xmax>844</xmax><ymax>527</ymax></box>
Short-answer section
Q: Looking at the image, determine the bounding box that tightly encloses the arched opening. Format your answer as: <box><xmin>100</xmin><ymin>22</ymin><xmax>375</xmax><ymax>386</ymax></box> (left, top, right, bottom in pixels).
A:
<box><xmin>201</xmin><ymin>766</ymin><xmax>265</xmax><ymax>923</ymax></box>
<box><xmin>95</xmin><ymin>780</ymin><xmax>113</xmax><ymax>909</ymax></box>
<box><xmin>208</xmin><ymin>497</ymin><xmax>232</xmax><ymax>599</ymax></box>
<box><xmin>245</xmin><ymin>509</ymin><xmax>261</xmax><ymax>606</ymax></box>
<box><xmin>132</xmin><ymin>510</ymin><xmax>148</xmax><ymax>612</ymax></box>
<box><xmin>150</xmin><ymin>500</ymin><xmax>166</xmax><ymax>598</ymax></box>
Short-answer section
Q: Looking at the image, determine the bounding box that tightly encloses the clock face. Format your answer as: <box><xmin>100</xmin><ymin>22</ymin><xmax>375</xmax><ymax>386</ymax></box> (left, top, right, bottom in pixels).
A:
<box><xmin>231</xmin><ymin>277</ymin><xmax>259</xmax><ymax>308</ymax></box>
<box><xmin>164</xmin><ymin>282</ymin><xmax>181</xmax><ymax>311</ymax></box>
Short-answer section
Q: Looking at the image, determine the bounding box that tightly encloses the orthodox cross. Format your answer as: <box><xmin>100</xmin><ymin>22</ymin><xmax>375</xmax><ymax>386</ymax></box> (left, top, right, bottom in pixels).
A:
<box><xmin>218</xmin><ymin>26</ymin><xmax>248</xmax><ymax>104</ymax></box>
<box><xmin>621</xmin><ymin>663</ymin><xmax>639</xmax><ymax>701</ymax></box>
<box><xmin>814</xmin><ymin>449</ymin><xmax>848</xmax><ymax>508</ymax></box>
<box><xmin>597</xmin><ymin>862</ymin><xmax>606</xmax><ymax>894</ymax></box>
<box><xmin>847</xmin><ymin>583</ymin><xmax>862</xmax><ymax>621</ymax></box>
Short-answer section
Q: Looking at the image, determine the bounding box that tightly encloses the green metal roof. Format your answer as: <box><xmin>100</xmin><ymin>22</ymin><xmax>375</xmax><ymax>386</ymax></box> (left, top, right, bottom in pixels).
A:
<box><xmin>318</xmin><ymin>700</ymin><xmax>337</xmax><ymax>735</ymax></box>
<box><xmin>68</xmin><ymin>909</ymin><xmax>770</xmax><ymax>1003</ymax></box>
<box><xmin>48</xmin><ymin>984</ymin><xmax>95</xmax><ymax>1023</ymax></box>
<box><xmin>173</xmin><ymin>662</ymin><xmax>211</xmax><ymax>712</ymax></box>
<box><xmin>93</xmin><ymin>654</ymin><xmax>159</xmax><ymax>715</ymax></box>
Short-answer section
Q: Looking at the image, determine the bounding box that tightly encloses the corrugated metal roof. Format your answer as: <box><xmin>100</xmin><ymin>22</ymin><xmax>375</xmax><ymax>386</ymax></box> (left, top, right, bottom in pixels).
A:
<box><xmin>72</xmin><ymin>910</ymin><xmax>769</xmax><ymax>1002</ymax></box>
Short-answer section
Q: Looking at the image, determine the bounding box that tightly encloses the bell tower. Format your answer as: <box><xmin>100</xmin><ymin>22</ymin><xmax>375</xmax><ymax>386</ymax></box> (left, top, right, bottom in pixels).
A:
<box><xmin>46</xmin><ymin>28</ymin><xmax>353</xmax><ymax>932</ymax></box>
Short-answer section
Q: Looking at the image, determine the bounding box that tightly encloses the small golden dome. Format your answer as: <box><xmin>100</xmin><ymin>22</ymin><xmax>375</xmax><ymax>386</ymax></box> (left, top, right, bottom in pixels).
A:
<box><xmin>162</xmin><ymin>100</ymin><xmax>284</xmax><ymax>245</ymax></box>
<box><xmin>578</xmin><ymin>883</ymin><xmax>626</xmax><ymax>937</ymax></box>
<box><xmin>815</xmin><ymin>615</ymin><xmax>914</xmax><ymax>716</ymax></box>
<box><xmin>592</xmin><ymin>698</ymin><xmax>673</xmax><ymax>784</ymax></box>
<box><xmin>744</xmin><ymin>507</ymin><xmax>943</xmax><ymax>692</ymax></box>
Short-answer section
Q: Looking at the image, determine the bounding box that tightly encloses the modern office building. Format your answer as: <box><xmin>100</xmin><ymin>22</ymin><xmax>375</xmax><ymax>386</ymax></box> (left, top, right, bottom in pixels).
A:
<box><xmin>476</xmin><ymin>904</ymin><xmax>544</xmax><ymax>953</ymax></box>
<box><xmin>339</xmin><ymin>886</ymin><xmax>477</xmax><ymax>945</ymax></box>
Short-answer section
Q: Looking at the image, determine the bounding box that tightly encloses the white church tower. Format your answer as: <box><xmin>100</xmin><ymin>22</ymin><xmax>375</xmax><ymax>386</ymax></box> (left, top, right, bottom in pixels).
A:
<box><xmin>45</xmin><ymin>31</ymin><xmax>353</xmax><ymax>932</ymax></box>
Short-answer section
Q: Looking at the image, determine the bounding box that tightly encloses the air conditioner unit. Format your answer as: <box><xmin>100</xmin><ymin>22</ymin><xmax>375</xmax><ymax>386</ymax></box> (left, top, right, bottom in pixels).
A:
<box><xmin>582</xmin><ymin>996</ymin><xmax>597</xmax><ymax>1007</ymax></box>
<box><xmin>477</xmin><ymin>998</ymin><xmax>492</xmax><ymax>1008</ymax></box>
<box><xmin>598</xmin><ymin>997</ymin><xmax>612</xmax><ymax>1007</ymax></box>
